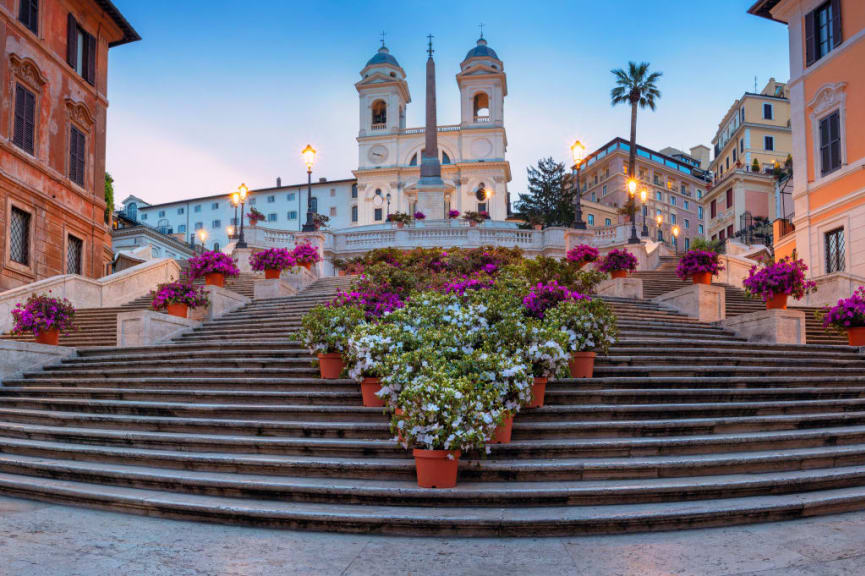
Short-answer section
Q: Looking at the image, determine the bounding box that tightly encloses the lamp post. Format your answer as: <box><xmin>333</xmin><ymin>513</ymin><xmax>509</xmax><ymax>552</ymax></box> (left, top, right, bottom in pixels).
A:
<box><xmin>640</xmin><ymin>188</ymin><xmax>649</xmax><ymax>237</ymax></box>
<box><xmin>196</xmin><ymin>228</ymin><xmax>208</xmax><ymax>252</ymax></box>
<box><xmin>232</xmin><ymin>184</ymin><xmax>248</xmax><ymax>248</ymax></box>
<box><xmin>656</xmin><ymin>214</ymin><xmax>663</xmax><ymax>242</ymax></box>
<box><xmin>627</xmin><ymin>178</ymin><xmax>640</xmax><ymax>244</ymax></box>
<box><xmin>301</xmin><ymin>144</ymin><xmax>317</xmax><ymax>232</ymax></box>
<box><xmin>386</xmin><ymin>192</ymin><xmax>392</xmax><ymax>217</ymax></box>
<box><xmin>672</xmin><ymin>225</ymin><xmax>680</xmax><ymax>255</ymax></box>
<box><xmin>570</xmin><ymin>139</ymin><xmax>586</xmax><ymax>229</ymax></box>
<box><xmin>226</xmin><ymin>225</ymin><xmax>235</xmax><ymax>240</ymax></box>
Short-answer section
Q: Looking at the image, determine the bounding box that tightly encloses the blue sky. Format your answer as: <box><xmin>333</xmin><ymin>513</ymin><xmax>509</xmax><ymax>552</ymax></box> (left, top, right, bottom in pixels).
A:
<box><xmin>106</xmin><ymin>0</ymin><xmax>789</xmax><ymax>206</ymax></box>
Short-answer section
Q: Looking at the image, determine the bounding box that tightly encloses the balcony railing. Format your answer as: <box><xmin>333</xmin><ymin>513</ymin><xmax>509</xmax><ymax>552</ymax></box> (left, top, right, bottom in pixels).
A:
<box><xmin>370</xmin><ymin>123</ymin><xmax>387</xmax><ymax>131</ymax></box>
<box><xmin>474</xmin><ymin>115</ymin><xmax>491</xmax><ymax>123</ymax></box>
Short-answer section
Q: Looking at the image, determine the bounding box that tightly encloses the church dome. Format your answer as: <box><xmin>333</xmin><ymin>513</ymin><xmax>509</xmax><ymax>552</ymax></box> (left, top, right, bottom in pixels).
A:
<box><xmin>366</xmin><ymin>46</ymin><xmax>400</xmax><ymax>68</ymax></box>
<box><xmin>464</xmin><ymin>37</ymin><xmax>499</xmax><ymax>61</ymax></box>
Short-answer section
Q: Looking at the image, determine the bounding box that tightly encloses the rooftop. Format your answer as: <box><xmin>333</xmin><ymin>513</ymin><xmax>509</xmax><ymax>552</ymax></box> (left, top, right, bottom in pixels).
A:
<box><xmin>582</xmin><ymin>138</ymin><xmax>713</xmax><ymax>183</ymax></box>
<box><xmin>96</xmin><ymin>0</ymin><xmax>141</xmax><ymax>46</ymax></box>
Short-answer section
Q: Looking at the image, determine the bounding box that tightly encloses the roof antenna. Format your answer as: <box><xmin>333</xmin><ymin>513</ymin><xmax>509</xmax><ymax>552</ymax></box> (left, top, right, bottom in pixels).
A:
<box><xmin>754</xmin><ymin>75</ymin><xmax>758</xmax><ymax>92</ymax></box>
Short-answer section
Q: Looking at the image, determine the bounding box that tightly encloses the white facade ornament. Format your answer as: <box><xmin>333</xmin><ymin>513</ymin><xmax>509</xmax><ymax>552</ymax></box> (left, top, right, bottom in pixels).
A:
<box><xmin>808</xmin><ymin>82</ymin><xmax>847</xmax><ymax>116</ymax></box>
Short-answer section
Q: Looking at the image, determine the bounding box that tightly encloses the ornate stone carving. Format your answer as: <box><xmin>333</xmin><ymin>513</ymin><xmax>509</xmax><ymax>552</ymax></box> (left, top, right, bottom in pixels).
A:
<box><xmin>493</xmin><ymin>176</ymin><xmax>505</xmax><ymax>183</ymax></box>
<box><xmin>808</xmin><ymin>82</ymin><xmax>847</xmax><ymax>117</ymax></box>
<box><xmin>9</xmin><ymin>54</ymin><xmax>47</xmax><ymax>91</ymax></box>
<box><xmin>65</xmin><ymin>99</ymin><xmax>95</xmax><ymax>129</ymax></box>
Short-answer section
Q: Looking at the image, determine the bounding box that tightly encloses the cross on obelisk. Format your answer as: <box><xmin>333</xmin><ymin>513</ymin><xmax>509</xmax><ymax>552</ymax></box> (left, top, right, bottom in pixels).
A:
<box><xmin>478</xmin><ymin>23</ymin><xmax>484</xmax><ymax>39</ymax></box>
<box><xmin>427</xmin><ymin>34</ymin><xmax>434</xmax><ymax>57</ymax></box>
<box><xmin>379</xmin><ymin>31</ymin><xmax>386</xmax><ymax>48</ymax></box>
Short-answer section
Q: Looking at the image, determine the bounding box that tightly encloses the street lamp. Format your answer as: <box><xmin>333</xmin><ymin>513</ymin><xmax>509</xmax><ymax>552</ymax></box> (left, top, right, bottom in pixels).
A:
<box><xmin>656</xmin><ymin>214</ymin><xmax>663</xmax><ymax>242</ymax></box>
<box><xmin>672</xmin><ymin>225</ymin><xmax>680</xmax><ymax>255</ymax></box>
<box><xmin>570</xmin><ymin>139</ymin><xmax>587</xmax><ymax>229</ymax></box>
<box><xmin>232</xmin><ymin>184</ymin><xmax>248</xmax><ymax>248</ymax></box>
<box><xmin>301</xmin><ymin>144</ymin><xmax>318</xmax><ymax>232</ymax></box>
<box><xmin>627</xmin><ymin>178</ymin><xmax>640</xmax><ymax>244</ymax></box>
<box><xmin>196</xmin><ymin>228</ymin><xmax>208</xmax><ymax>251</ymax></box>
<box><xmin>386</xmin><ymin>192</ymin><xmax>392</xmax><ymax>216</ymax></box>
<box><xmin>640</xmin><ymin>188</ymin><xmax>649</xmax><ymax>237</ymax></box>
<box><xmin>226</xmin><ymin>225</ymin><xmax>235</xmax><ymax>239</ymax></box>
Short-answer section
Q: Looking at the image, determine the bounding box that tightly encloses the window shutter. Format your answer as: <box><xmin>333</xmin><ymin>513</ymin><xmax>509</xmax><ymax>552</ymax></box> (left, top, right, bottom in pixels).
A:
<box><xmin>77</xmin><ymin>130</ymin><xmax>86</xmax><ymax>184</ymax></box>
<box><xmin>66</xmin><ymin>13</ymin><xmax>78</xmax><ymax>67</ymax></box>
<box><xmin>23</xmin><ymin>90</ymin><xmax>36</xmax><ymax>154</ymax></box>
<box><xmin>831</xmin><ymin>0</ymin><xmax>842</xmax><ymax>48</ymax></box>
<box><xmin>830</xmin><ymin>112</ymin><xmax>841</xmax><ymax>171</ymax></box>
<box><xmin>69</xmin><ymin>127</ymin><xmax>78</xmax><ymax>184</ymax></box>
<box><xmin>84</xmin><ymin>32</ymin><xmax>96</xmax><ymax>84</ymax></box>
<box><xmin>13</xmin><ymin>86</ymin><xmax>26</xmax><ymax>148</ymax></box>
<box><xmin>805</xmin><ymin>10</ymin><xmax>816</xmax><ymax>66</ymax></box>
<box><xmin>29</xmin><ymin>0</ymin><xmax>38</xmax><ymax>33</ymax></box>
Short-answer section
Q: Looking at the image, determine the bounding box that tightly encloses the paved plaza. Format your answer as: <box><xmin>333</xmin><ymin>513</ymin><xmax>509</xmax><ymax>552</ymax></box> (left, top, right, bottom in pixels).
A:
<box><xmin>1</xmin><ymin>495</ymin><xmax>863</xmax><ymax>576</ymax></box>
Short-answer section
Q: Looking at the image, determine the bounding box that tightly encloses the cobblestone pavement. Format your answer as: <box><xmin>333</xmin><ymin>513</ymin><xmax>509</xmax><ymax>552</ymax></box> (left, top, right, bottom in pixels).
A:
<box><xmin>1</xmin><ymin>496</ymin><xmax>864</xmax><ymax>575</ymax></box>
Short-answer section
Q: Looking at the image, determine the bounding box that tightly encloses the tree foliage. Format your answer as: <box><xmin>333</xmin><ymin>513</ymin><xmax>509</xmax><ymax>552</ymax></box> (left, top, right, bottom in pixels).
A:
<box><xmin>514</xmin><ymin>157</ymin><xmax>574</xmax><ymax>227</ymax></box>
<box><xmin>104</xmin><ymin>172</ymin><xmax>114</xmax><ymax>224</ymax></box>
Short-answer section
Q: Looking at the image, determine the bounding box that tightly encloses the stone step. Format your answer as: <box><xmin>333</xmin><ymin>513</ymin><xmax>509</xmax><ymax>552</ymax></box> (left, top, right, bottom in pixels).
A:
<box><xmin>592</xmin><ymin>366</ymin><xmax>865</xmax><ymax>377</ymax></box>
<box><xmin>2</xmin><ymin>377</ymin><xmax>357</xmax><ymax>392</ymax></box>
<box><xmin>0</xmin><ymin>387</ymin><xmax>362</xmax><ymax>405</ymax></box>
<box><xmin>602</xmin><ymin>355</ymin><xmax>865</xmax><ymax>367</ymax></box>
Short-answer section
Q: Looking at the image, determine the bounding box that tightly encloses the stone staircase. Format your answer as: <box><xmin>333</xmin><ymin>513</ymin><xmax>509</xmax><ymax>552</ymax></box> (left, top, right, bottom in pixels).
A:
<box><xmin>1</xmin><ymin>275</ymin><xmax>865</xmax><ymax>536</ymax></box>
<box><xmin>632</xmin><ymin>256</ymin><xmax>845</xmax><ymax>345</ymax></box>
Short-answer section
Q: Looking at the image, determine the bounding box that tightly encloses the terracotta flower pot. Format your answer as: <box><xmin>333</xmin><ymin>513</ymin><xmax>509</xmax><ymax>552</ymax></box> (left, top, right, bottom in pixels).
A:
<box><xmin>204</xmin><ymin>272</ymin><xmax>225</xmax><ymax>287</ymax></box>
<box><xmin>360</xmin><ymin>377</ymin><xmax>385</xmax><ymax>407</ymax></box>
<box><xmin>413</xmin><ymin>449</ymin><xmax>460</xmax><ymax>488</ymax></box>
<box><xmin>610</xmin><ymin>270</ymin><xmax>628</xmax><ymax>279</ymax></box>
<box><xmin>568</xmin><ymin>351</ymin><xmax>597</xmax><ymax>378</ymax></box>
<box><xmin>691</xmin><ymin>272</ymin><xmax>712</xmax><ymax>285</ymax></box>
<box><xmin>848</xmin><ymin>327</ymin><xmax>865</xmax><ymax>347</ymax></box>
<box><xmin>317</xmin><ymin>353</ymin><xmax>344</xmax><ymax>379</ymax></box>
<box><xmin>300</xmin><ymin>262</ymin><xmax>312</xmax><ymax>271</ymax></box>
<box><xmin>765</xmin><ymin>293</ymin><xmax>788</xmax><ymax>310</ymax></box>
<box><xmin>165</xmin><ymin>303</ymin><xmax>188</xmax><ymax>318</ymax></box>
<box><xmin>35</xmin><ymin>328</ymin><xmax>59</xmax><ymax>346</ymax></box>
<box><xmin>338</xmin><ymin>270</ymin><xmax>346</xmax><ymax>277</ymax></box>
<box><xmin>396</xmin><ymin>222</ymin><xmax>405</xmax><ymax>229</ymax></box>
<box><xmin>533</xmin><ymin>224</ymin><xmax>543</xmax><ymax>230</ymax></box>
<box><xmin>264</xmin><ymin>268</ymin><xmax>280</xmax><ymax>280</ymax></box>
<box><xmin>527</xmin><ymin>377</ymin><xmax>547</xmax><ymax>408</ymax></box>
<box><xmin>490</xmin><ymin>413</ymin><xmax>514</xmax><ymax>444</ymax></box>
<box><xmin>576</xmin><ymin>261</ymin><xmax>587</xmax><ymax>270</ymax></box>
<box><xmin>469</xmin><ymin>221</ymin><xmax>478</xmax><ymax>228</ymax></box>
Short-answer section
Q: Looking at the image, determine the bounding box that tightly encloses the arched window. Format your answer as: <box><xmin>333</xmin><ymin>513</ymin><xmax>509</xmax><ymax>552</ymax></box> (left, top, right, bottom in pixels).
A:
<box><xmin>371</xmin><ymin>100</ymin><xmax>387</xmax><ymax>126</ymax></box>
<box><xmin>442</xmin><ymin>151</ymin><xmax>451</xmax><ymax>164</ymax></box>
<box><xmin>126</xmin><ymin>202</ymin><xmax>137</xmax><ymax>221</ymax></box>
<box><xmin>473</xmin><ymin>93</ymin><xmax>490</xmax><ymax>120</ymax></box>
<box><xmin>213</xmin><ymin>242</ymin><xmax>220</xmax><ymax>252</ymax></box>
<box><xmin>409</xmin><ymin>153</ymin><xmax>418</xmax><ymax>166</ymax></box>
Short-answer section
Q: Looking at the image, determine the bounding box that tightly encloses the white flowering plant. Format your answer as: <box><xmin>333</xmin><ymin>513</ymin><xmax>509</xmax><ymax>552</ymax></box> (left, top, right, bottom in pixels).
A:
<box><xmin>298</xmin><ymin>304</ymin><xmax>366</xmax><ymax>355</ymax></box>
<box><xmin>346</xmin><ymin>321</ymin><xmax>415</xmax><ymax>381</ymax></box>
<box><xmin>543</xmin><ymin>299</ymin><xmax>618</xmax><ymax>355</ymax></box>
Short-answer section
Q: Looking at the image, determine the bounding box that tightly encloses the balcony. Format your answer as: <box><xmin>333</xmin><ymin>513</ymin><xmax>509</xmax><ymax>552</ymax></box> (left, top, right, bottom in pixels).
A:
<box><xmin>370</xmin><ymin>123</ymin><xmax>387</xmax><ymax>131</ymax></box>
<box><xmin>474</xmin><ymin>115</ymin><xmax>491</xmax><ymax>123</ymax></box>
<box><xmin>773</xmin><ymin>218</ymin><xmax>795</xmax><ymax>240</ymax></box>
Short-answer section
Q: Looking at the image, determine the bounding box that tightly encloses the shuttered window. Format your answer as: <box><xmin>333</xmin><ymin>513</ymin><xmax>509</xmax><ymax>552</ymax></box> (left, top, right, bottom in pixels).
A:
<box><xmin>805</xmin><ymin>0</ymin><xmax>842</xmax><ymax>67</ymax></box>
<box><xmin>67</xmin><ymin>235</ymin><xmax>83</xmax><ymax>275</ymax></box>
<box><xmin>66</xmin><ymin>14</ymin><xmax>96</xmax><ymax>85</ymax></box>
<box><xmin>825</xmin><ymin>228</ymin><xmax>845</xmax><ymax>273</ymax></box>
<box><xmin>18</xmin><ymin>0</ymin><xmax>39</xmax><ymax>34</ymax></box>
<box><xmin>726</xmin><ymin>188</ymin><xmax>733</xmax><ymax>209</ymax></box>
<box><xmin>69</xmin><ymin>125</ymin><xmax>86</xmax><ymax>186</ymax></box>
<box><xmin>819</xmin><ymin>111</ymin><xmax>842</xmax><ymax>176</ymax></box>
<box><xmin>10</xmin><ymin>207</ymin><xmax>31</xmax><ymax>266</ymax></box>
<box><xmin>13</xmin><ymin>84</ymin><xmax>36</xmax><ymax>155</ymax></box>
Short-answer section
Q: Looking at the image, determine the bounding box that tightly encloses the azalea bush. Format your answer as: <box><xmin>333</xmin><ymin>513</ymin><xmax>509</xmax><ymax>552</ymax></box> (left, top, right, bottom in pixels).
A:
<box><xmin>820</xmin><ymin>287</ymin><xmax>865</xmax><ymax>332</ymax></box>
<box><xmin>598</xmin><ymin>249</ymin><xmax>638</xmax><ymax>274</ymax></box>
<box><xmin>330</xmin><ymin>290</ymin><xmax>405</xmax><ymax>320</ymax></box>
<box><xmin>292</xmin><ymin>243</ymin><xmax>321</xmax><ymax>266</ymax></box>
<box><xmin>544</xmin><ymin>298</ymin><xmax>618</xmax><ymax>356</ymax></box>
<box><xmin>299</xmin><ymin>303</ymin><xmax>366</xmax><ymax>355</ymax></box>
<box><xmin>566</xmin><ymin>245</ymin><xmax>599</xmax><ymax>266</ymax></box>
<box><xmin>743</xmin><ymin>257</ymin><xmax>816</xmax><ymax>302</ymax></box>
<box><xmin>522</xmin><ymin>281</ymin><xmax>588</xmax><ymax>319</ymax></box>
<box><xmin>516</xmin><ymin>256</ymin><xmax>607</xmax><ymax>294</ymax></box>
<box><xmin>249</xmin><ymin>248</ymin><xmax>295</xmax><ymax>272</ymax></box>
<box><xmin>188</xmin><ymin>251</ymin><xmax>240</xmax><ymax>279</ymax></box>
<box><xmin>11</xmin><ymin>293</ymin><xmax>76</xmax><ymax>336</ymax></box>
<box><xmin>676</xmin><ymin>249</ymin><xmax>725</xmax><ymax>280</ymax></box>
<box><xmin>151</xmin><ymin>282</ymin><xmax>209</xmax><ymax>310</ymax></box>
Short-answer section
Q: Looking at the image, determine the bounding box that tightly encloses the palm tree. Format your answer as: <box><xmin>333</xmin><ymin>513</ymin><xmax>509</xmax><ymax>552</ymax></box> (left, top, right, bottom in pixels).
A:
<box><xmin>611</xmin><ymin>62</ymin><xmax>662</xmax><ymax>240</ymax></box>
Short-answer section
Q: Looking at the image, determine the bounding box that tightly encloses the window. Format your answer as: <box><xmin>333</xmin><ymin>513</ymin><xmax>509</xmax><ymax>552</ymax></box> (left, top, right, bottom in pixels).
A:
<box><xmin>680</xmin><ymin>183</ymin><xmax>688</xmax><ymax>195</ymax></box>
<box><xmin>194</xmin><ymin>205</ymin><xmax>201</xmax><ymax>213</ymax></box>
<box><xmin>13</xmin><ymin>84</ymin><xmax>36</xmax><ymax>155</ymax></box>
<box><xmin>178</xmin><ymin>224</ymin><xmax>186</xmax><ymax>233</ymax></box>
<box><xmin>820</xmin><ymin>111</ymin><xmax>842</xmax><ymax>175</ymax></box>
<box><xmin>374</xmin><ymin>208</ymin><xmax>383</xmax><ymax>221</ymax></box>
<box><xmin>806</xmin><ymin>1</ymin><xmax>841</xmax><ymax>66</ymax></box>
<box><xmin>141</xmin><ymin>213</ymin><xmax>148</xmax><ymax>220</ymax></box>
<box><xmin>473</xmin><ymin>92</ymin><xmax>490</xmax><ymax>118</ymax></box>
<box><xmin>684</xmin><ymin>200</ymin><xmax>689</xmax><ymax>210</ymax></box>
<box><xmin>18</xmin><ymin>0</ymin><xmax>38</xmax><ymax>35</ymax></box>
<box><xmin>727</xmin><ymin>224</ymin><xmax>734</xmax><ymax>238</ymax></box>
<box><xmin>726</xmin><ymin>188</ymin><xmax>734</xmax><ymax>209</ymax></box>
<box><xmin>66</xmin><ymin>235</ymin><xmax>82</xmax><ymax>274</ymax></box>
<box><xmin>68</xmin><ymin>125</ymin><xmax>86</xmax><ymax>186</ymax></box>
<box><xmin>698</xmin><ymin>224</ymin><xmax>704</xmax><ymax>235</ymax></box>
<box><xmin>710</xmin><ymin>200</ymin><xmax>717</xmax><ymax>219</ymax></box>
<box><xmin>442</xmin><ymin>152</ymin><xmax>451</xmax><ymax>164</ymax></box>
<box><xmin>719</xmin><ymin>229</ymin><xmax>726</xmax><ymax>242</ymax></box>
<box><xmin>267</xmin><ymin>195</ymin><xmax>275</xmax><ymax>203</ymax></box>
<box><xmin>213</xmin><ymin>242</ymin><xmax>220</xmax><ymax>252</ymax></box>
<box><xmin>330</xmin><ymin>189</ymin><xmax>336</xmax><ymax>197</ymax></box>
<box><xmin>657</xmin><ymin>229</ymin><xmax>663</xmax><ymax>241</ymax></box>
<box><xmin>267</xmin><ymin>213</ymin><xmax>277</xmax><ymax>222</ymax></box>
<box><xmin>697</xmin><ymin>189</ymin><xmax>703</xmax><ymax>200</ymax></box>
<box><xmin>739</xmin><ymin>139</ymin><xmax>744</xmax><ymax>153</ymax></box>
<box><xmin>351</xmin><ymin>184</ymin><xmax>358</xmax><ymax>199</ymax></box>
<box><xmin>763</xmin><ymin>103</ymin><xmax>774</xmax><ymax>120</ymax></box>
<box><xmin>605</xmin><ymin>218</ymin><xmax>611</xmax><ymax>226</ymax></box>
<box><xmin>351</xmin><ymin>205</ymin><xmax>358</xmax><ymax>222</ymax></box>
<box><xmin>211</xmin><ymin>202</ymin><xmax>219</xmax><ymax>210</ymax></box>
<box><xmin>656</xmin><ymin>209</ymin><xmax>662</xmax><ymax>217</ymax></box>
<box><xmin>587</xmin><ymin>214</ymin><xmax>595</xmax><ymax>226</ymax></box>
<box><xmin>409</xmin><ymin>153</ymin><xmax>418</xmax><ymax>166</ymax></box>
<box><xmin>740</xmin><ymin>106</ymin><xmax>745</xmax><ymax>123</ymax></box>
<box><xmin>9</xmin><ymin>207</ymin><xmax>31</xmax><ymax>265</ymax></box>
<box><xmin>685</xmin><ymin>238</ymin><xmax>690</xmax><ymax>250</ymax></box>
<box><xmin>287</xmin><ymin>192</ymin><xmax>296</xmax><ymax>202</ymax></box>
<box><xmin>655</xmin><ymin>191</ymin><xmax>662</xmax><ymax>201</ymax></box>
<box><xmin>725</xmin><ymin>157</ymin><xmax>730</xmax><ymax>170</ymax></box>
<box><xmin>477</xmin><ymin>202</ymin><xmax>487</xmax><ymax>213</ymax></box>
<box><xmin>249</xmin><ymin>198</ymin><xmax>256</xmax><ymax>205</ymax></box>
<box><xmin>158</xmin><ymin>210</ymin><xmax>166</xmax><ymax>217</ymax></box>
<box><xmin>66</xmin><ymin>15</ymin><xmax>96</xmax><ymax>84</ymax></box>
<box><xmin>212</xmin><ymin>220</ymin><xmax>221</xmax><ymax>228</ymax></box>
<box><xmin>764</xmin><ymin>136</ymin><xmax>775</xmax><ymax>151</ymax></box>
<box><xmin>591</xmin><ymin>192</ymin><xmax>596</xmax><ymax>202</ymax></box>
<box><xmin>329</xmin><ymin>207</ymin><xmax>336</xmax><ymax>217</ymax></box>
<box><xmin>671</xmin><ymin>214</ymin><xmax>677</xmax><ymax>225</ymax></box>
<box><xmin>194</xmin><ymin>222</ymin><xmax>202</xmax><ymax>230</ymax></box>
<box><xmin>698</xmin><ymin>206</ymin><xmax>704</xmax><ymax>219</ymax></box>
<box><xmin>671</xmin><ymin>196</ymin><xmax>676</xmax><ymax>206</ymax></box>
<box><xmin>177</xmin><ymin>207</ymin><xmax>185</xmax><ymax>215</ymax></box>
<box><xmin>684</xmin><ymin>219</ymin><xmax>690</xmax><ymax>229</ymax></box>
<box><xmin>372</xmin><ymin>100</ymin><xmax>387</xmax><ymax>125</ymax></box>
<box><xmin>733</xmin><ymin>148</ymin><xmax>738</xmax><ymax>163</ymax></box>
<box><xmin>825</xmin><ymin>227</ymin><xmax>845</xmax><ymax>273</ymax></box>
<box><xmin>602</xmin><ymin>185</ymin><xmax>607</xmax><ymax>196</ymax></box>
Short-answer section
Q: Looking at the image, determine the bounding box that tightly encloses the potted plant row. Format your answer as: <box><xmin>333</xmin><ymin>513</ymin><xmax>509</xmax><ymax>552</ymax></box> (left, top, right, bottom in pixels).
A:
<box><xmin>598</xmin><ymin>248</ymin><xmax>638</xmax><ymax>279</ymax></box>
<box><xmin>188</xmin><ymin>250</ymin><xmax>240</xmax><ymax>287</ymax></box>
<box><xmin>10</xmin><ymin>292</ymin><xmax>76</xmax><ymax>346</ymax></box>
<box><xmin>462</xmin><ymin>210</ymin><xmax>490</xmax><ymax>227</ymax></box>
<box><xmin>387</xmin><ymin>212</ymin><xmax>412</xmax><ymax>228</ymax></box>
<box><xmin>743</xmin><ymin>257</ymin><xmax>816</xmax><ymax>310</ymax></box>
<box><xmin>250</xmin><ymin>248</ymin><xmax>295</xmax><ymax>279</ymax></box>
<box><xmin>675</xmin><ymin>249</ymin><xmax>724</xmax><ymax>285</ymax></box>
<box><xmin>151</xmin><ymin>282</ymin><xmax>209</xmax><ymax>318</ymax></box>
<box><xmin>821</xmin><ymin>287</ymin><xmax>865</xmax><ymax>346</ymax></box>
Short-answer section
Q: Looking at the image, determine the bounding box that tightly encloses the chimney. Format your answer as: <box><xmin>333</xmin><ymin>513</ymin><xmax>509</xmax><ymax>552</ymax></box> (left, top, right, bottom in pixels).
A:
<box><xmin>318</xmin><ymin>177</ymin><xmax>327</xmax><ymax>183</ymax></box>
<box><xmin>276</xmin><ymin>177</ymin><xmax>282</xmax><ymax>187</ymax></box>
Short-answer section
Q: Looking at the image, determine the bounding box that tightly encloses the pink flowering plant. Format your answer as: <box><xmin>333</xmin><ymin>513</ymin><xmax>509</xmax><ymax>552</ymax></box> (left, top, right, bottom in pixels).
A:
<box><xmin>462</xmin><ymin>210</ymin><xmax>490</xmax><ymax>224</ymax></box>
<box><xmin>11</xmin><ymin>293</ymin><xmax>76</xmax><ymax>337</ymax></box>
<box><xmin>413</xmin><ymin>211</ymin><xmax>426</xmax><ymax>220</ymax></box>
<box><xmin>598</xmin><ymin>249</ymin><xmax>638</xmax><ymax>273</ymax></box>
<box><xmin>247</xmin><ymin>207</ymin><xmax>265</xmax><ymax>224</ymax></box>
<box><xmin>442</xmin><ymin>276</ymin><xmax>495</xmax><ymax>296</ymax></box>
<box><xmin>249</xmin><ymin>248</ymin><xmax>295</xmax><ymax>272</ymax></box>
<box><xmin>292</xmin><ymin>243</ymin><xmax>321</xmax><ymax>265</ymax></box>
<box><xmin>743</xmin><ymin>257</ymin><xmax>816</xmax><ymax>302</ymax></box>
<box><xmin>151</xmin><ymin>282</ymin><xmax>209</xmax><ymax>310</ymax></box>
<box><xmin>188</xmin><ymin>250</ymin><xmax>240</xmax><ymax>279</ymax></box>
<box><xmin>523</xmin><ymin>281</ymin><xmax>589</xmax><ymax>319</ymax></box>
<box><xmin>566</xmin><ymin>244</ymin><xmax>599</xmax><ymax>266</ymax></box>
<box><xmin>821</xmin><ymin>287</ymin><xmax>865</xmax><ymax>332</ymax></box>
<box><xmin>448</xmin><ymin>209</ymin><xmax>461</xmax><ymax>219</ymax></box>
<box><xmin>675</xmin><ymin>250</ymin><xmax>725</xmax><ymax>280</ymax></box>
<box><xmin>387</xmin><ymin>212</ymin><xmax>412</xmax><ymax>225</ymax></box>
<box><xmin>330</xmin><ymin>290</ymin><xmax>405</xmax><ymax>320</ymax></box>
